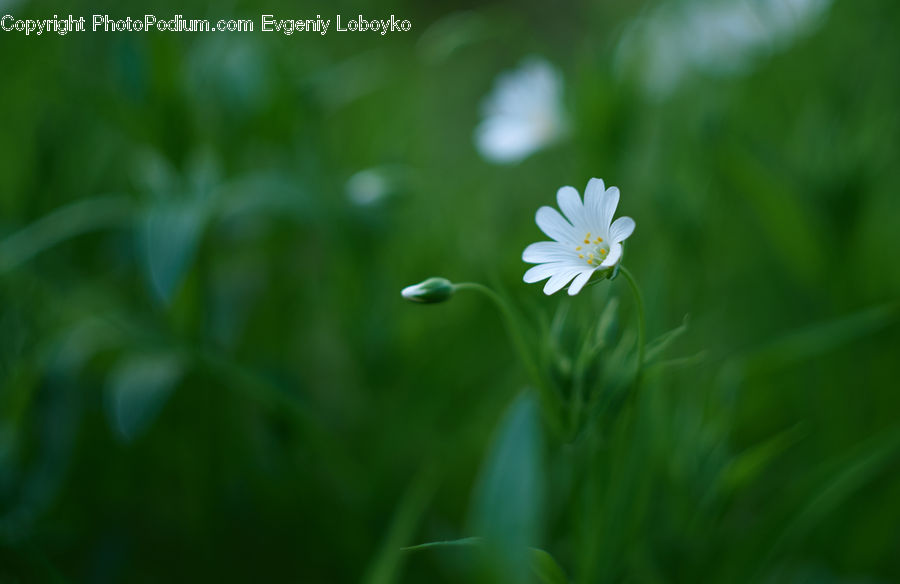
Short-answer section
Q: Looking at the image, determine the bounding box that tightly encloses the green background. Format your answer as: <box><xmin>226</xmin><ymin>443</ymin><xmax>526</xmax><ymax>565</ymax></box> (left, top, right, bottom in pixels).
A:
<box><xmin>1</xmin><ymin>0</ymin><xmax>899</xmax><ymax>582</ymax></box>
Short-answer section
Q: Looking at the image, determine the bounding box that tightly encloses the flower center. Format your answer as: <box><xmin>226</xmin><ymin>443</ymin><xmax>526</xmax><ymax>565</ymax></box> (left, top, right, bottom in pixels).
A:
<box><xmin>575</xmin><ymin>232</ymin><xmax>608</xmax><ymax>266</ymax></box>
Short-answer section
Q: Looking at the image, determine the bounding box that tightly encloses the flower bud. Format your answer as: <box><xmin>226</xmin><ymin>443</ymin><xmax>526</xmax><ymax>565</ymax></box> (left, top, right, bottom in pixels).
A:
<box><xmin>401</xmin><ymin>277</ymin><xmax>454</xmax><ymax>304</ymax></box>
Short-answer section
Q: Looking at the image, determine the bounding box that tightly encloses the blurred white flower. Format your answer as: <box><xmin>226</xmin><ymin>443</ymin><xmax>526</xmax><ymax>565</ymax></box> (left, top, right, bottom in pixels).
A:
<box><xmin>346</xmin><ymin>168</ymin><xmax>391</xmax><ymax>206</ymax></box>
<box><xmin>523</xmin><ymin>178</ymin><xmax>635</xmax><ymax>296</ymax></box>
<box><xmin>616</xmin><ymin>0</ymin><xmax>832</xmax><ymax>98</ymax></box>
<box><xmin>475</xmin><ymin>58</ymin><xmax>568</xmax><ymax>164</ymax></box>
<box><xmin>345</xmin><ymin>165</ymin><xmax>414</xmax><ymax>206</ymax></box>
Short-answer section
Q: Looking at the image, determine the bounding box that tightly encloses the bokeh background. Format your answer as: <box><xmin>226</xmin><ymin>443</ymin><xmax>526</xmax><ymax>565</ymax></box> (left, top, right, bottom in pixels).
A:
<box><xmin>2</xmin><ymin>0</ymin><xmax>899</xmax><ymax>581</ymax></box>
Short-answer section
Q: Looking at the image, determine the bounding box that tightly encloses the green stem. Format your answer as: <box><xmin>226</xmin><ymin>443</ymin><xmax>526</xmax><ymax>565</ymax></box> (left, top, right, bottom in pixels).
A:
<box><xmin>453</xmin><ymin>282</ymin><xmax>561</xmax><ymax>430</ymax></box>
<box><xmin>619</xmin><ymin>266</ymin><xmax>646</xmax><ymax>382</ymax></box>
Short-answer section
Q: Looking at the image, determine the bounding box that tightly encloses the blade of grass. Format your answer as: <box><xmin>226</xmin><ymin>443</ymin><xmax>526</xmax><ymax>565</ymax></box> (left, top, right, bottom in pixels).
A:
<box><xmin>363</xmin><ymin>465</ymin><xmax>440</xmax><ymax>584</ymax></box>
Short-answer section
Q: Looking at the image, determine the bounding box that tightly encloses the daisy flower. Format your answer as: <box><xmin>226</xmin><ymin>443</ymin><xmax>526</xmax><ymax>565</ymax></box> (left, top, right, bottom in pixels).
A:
<box><xmin>523</xmin><ymin>178</ymin><xmax>635</xmax><ymax>296</ymax></box>
<box><xmin>474</xmin><ymin>57</ymin><xmax>568</xmax><ymax>164</ymax></box>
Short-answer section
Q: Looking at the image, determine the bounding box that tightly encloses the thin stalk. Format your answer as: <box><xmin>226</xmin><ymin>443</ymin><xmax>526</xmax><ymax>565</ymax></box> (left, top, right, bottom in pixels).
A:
<box><xmin>453</xmin><ymin>282</ymin><xmax>562</xmax><ymax>430</ymax></box>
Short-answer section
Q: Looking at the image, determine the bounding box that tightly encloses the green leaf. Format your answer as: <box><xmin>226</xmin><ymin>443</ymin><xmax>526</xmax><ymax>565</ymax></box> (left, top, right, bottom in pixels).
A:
<box><xmin>592</xmin><ymin>296</ymin><xmax>619</xmax><ymax>351</ymax></box>
<box><xmin>401</xmin><ymin>537</ymin><xmax>483</xmax><ymax>552</ymax></box>
<box><xmin>402</xmin><ymin>539</ymin><xmax>568</xmax><ymax>584</ymax></box>
<box><xmin>643</xmin><ymin>314</ymin><xmax>690</xmax><ymax>364</ymax></box>
<box><xmin>105</xmin><ymin>353</ymin><xmax>184</xmax><ymax>442</ymax></box>
<box><xmin>468</xmin><ymin>390</ymin><xmax>545</xmax><ymax>581</ymax></box>
<box><xmin>139</xmin><ymin>198</ymin><xmax>207</xmax><ymax>304</ymax></box>
<box><xmin>644</xmin><ymin>351</ymin><xmax>707</xmax><ymax>378</ymax></box>
<box><xmin>721</xmin><ymin>141</ymin><xmax>826</xmax><ymax>284</ymax></box>
<box><xmin>530</xmin><ymin>548</ymin><xmax>569</xmax><ymax>584</ymax></box>
<box><xmin>754</xmin><ymin>427</ymin><xmax>900</xmax><ymax>579</ymax></box>
<box><xmin>417</xmin><ymin>12</ymin><xmax>490</xmax><ymax>63</ymax></box>
<box><xmin>363</xmin><ymin>466</ymin><xmax>439</xmax><ymax>584</ymax></box>
<box><xmin>718</xmin><ymin>422</ymin><xmax>807</xmax><ymax>492</ymax></box>
<box><xmin>0</xmin><ymin>196</ymin><xmax>132</xmax><ymax>273</ymax></box>
<box><xmin>743</xmin><ymin>303</ymin><xmax>898</xmax><ymax>376</ymax></box>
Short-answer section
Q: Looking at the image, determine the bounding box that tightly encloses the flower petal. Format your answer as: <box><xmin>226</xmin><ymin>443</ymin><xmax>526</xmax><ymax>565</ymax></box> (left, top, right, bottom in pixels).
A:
<box><xmin>600</xmin><ymin>242</ymin><xmax>622</xmax><ymax>268</ymax></box>
<box><xmin>475</xmin><ymin>117</ymin><xmax>542</xmax><ymax>164</ymax></box>
<box><xmin>599</xmin><ymin>186</ymin><xmax>620</xmax><ymax>233</ymax></box>
<box><xmin>584</xmin><ymin>178</ymin><xmax>605</xmax><ymax>230</ymax></box>
<box><xmin>535</xmin><ymin>206</ymin><xmax>576</xmax><ymax>243</ymax></box>
<box><xmin>567</xmin><ymin>269</ymin><xmax>595</xmax><ymax>296</ymax></box>
<box><xmin>522</xmin><ymin>241</ymin><xmax>576</xmax><ymax>263</ymax></box>
<box><xmin>584</xmin><ymin>178</ymin><xmax>605</xmax><ymax>208</ymax></box>
<box><xmin>609</xmin><ymin>216</ymin><xmax>635</xmax><ymax>243</ymax></box>
<box><xmin>524</xmin><ymin>262</ymin><xmax>568</xmax><ymax>283</ymax></box>
<box><xmin>543</xmin><ymin>267</ymin><xmax>582</xmax><ymax>295</ymax></box>
<box><xmin>556</xmin><ymin>186</ymin><xmax>585</xmax><ymax>230</ymax></box>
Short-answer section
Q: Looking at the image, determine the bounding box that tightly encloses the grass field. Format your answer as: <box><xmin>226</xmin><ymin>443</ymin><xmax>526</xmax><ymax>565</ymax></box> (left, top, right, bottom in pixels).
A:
<box><xmin>2</xmin><ymin>0</ymin><xmax>899</xmax><ymax>582</ymax></box>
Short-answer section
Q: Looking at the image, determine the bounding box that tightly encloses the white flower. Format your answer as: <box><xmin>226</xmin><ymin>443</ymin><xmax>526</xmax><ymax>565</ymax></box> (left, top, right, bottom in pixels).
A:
<box><xmin>474</xmin><ymin>57</ymin><xmax>567</xmax><ymax>164</ymax></box>
<box><xmin>522</xmin><ymin>178</ymin><xmax>635</xmax><ymax>296</ymax></box>
<box><xmin>346</xmin><ymin>168</ymin><xmax>390</xmax><ymax>206</ymax></box>
<box><xmin>616</xmin><ymin>0</ymin><xmax>832</xmax><ymax>99</ymax></box>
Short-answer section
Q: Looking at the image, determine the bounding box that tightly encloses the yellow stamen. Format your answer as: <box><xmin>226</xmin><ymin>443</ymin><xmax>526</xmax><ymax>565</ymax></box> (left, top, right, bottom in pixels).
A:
<box><xmin>575</xmin><ymin>246</ymin><xmax>582</xmax><ymax>251</ymax></box>
<box><xmin>587</xmin><ymin>259</ymin><xmax>593</xmax><ymax>264</ymax></box>
<box><xmin>578</xmin><ymin>254</ymin><xmax>584</xmax><ymax>259</ymax></box>
<box><xmin>600</xmin><ymin>249</ymin><xmax>607</xmax><ymax>255</ymax></box>
<box><xmin>596</xmin><ymin>237</ymin><xmax>603</xmax><ymax>243</ymax></box>
<box><xmin>583</xmin><ymin>239</ymin><xmax>590</xmax><ymax>244</ymax></box>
